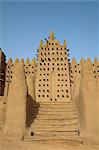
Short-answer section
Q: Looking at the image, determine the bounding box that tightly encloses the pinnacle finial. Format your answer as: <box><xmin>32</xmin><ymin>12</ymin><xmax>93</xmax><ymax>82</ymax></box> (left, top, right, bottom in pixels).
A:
<box><xmin>31</xmin><ymin>58</ymin><xmax>36</xmax><ymax>65</ymax></box>
<box><xmin>71</xmin><ymin>58</ymin><xmax>77</xmax><ymax>65</ymax></box>
<box><xmin>7</xmin><ymin>58</ymin><xmax>13</xmax><ymax>65</ymax></box>
<box><xmin>86</xmin><ymin>57</ymin><xmax>91</xmax><ymax>65</ymax></box>
<box><xmin>26</xmin><ymin>58</ymin><xmax>30</xmax><ymax>65</ymax></box>
<box><xmin>20</xmin><ymin>58</ymin><xmax>24</xmax><ymax>64</ymax></box>
<box><xmin>94</xmin><ymin>57</ymin><xmax>98</xmax><ymax>65</ymax></box>
<box><xmin>50</xmin><ymin>32</ymin><xmax>55</xmax><ymax>40</ymax></box>
<box><xmin>14</xmin><ymin>58</ymin><xmax>19</xmax><ymax>64</ymax></box>
<box><xmin>80</xmin><ymin>58</ymin><xmax>85</xmax><ymax>65</ymax></box>
<box><xmin>64</xmin><ymin>40</ymin><xmax>67</xmax><ymax>48</ymax></box>
<box><xmin>40</xmin><ymin>40</ymin><xmax>43</xmax><ymax>47</ymax></box>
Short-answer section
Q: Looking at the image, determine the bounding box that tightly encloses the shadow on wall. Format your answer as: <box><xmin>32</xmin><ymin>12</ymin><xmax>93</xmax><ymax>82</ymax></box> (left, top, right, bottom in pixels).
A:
<box><xmin>26</xmin><ymin>94</ymin><xmax>39</xmax><ymax>127</ymax></box>
<box><xmin>74</xmin><ymin>93</ymin><xmax>85</xmax><ymax>130</ymax></box>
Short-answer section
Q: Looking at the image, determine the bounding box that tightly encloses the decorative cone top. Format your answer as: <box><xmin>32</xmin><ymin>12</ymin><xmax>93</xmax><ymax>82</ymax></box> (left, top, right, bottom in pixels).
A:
<box><xmin>20</xmin><ymin>58</ymin><xmax>24</xmax><ymax>64</ymax></box>
<box><xmin>64</xmin><ymin>40</ymin><xmax>67</xmax><ymax>48</ymax></box>
<box><xmin>94</xmin><ymin>57</ymin><xmax>98</xmax><ymax>65</ymax></box>
<box><xmin>80</xmin><ymin>58</ymin><xmax>85</xmax><ymax>65</ymax></box>
<box><xmin>40</xmin><ymin>40</ymin><xmax>43</xmax><ymax>47</ymax></box>
<box><xmin>49</xmin><ymin>32</ymin><xmax>55</xmax><ymax>40</ymax></box>
<box><xmin>7</xmin><ymin>58</ymin><xmax>13</xmax><ymax>65</ymax></box>
<box><xmin>86</xmin><ymin>57</ymin><xmax>92</xmax><ymax>65</ymax></box>
<box><xmin>71</xmin><ymin>58</ymin><xmax>77</xmax><ymax>65</ymax></box>
<box><xmin>25</xmin><ymin>58</ymin><xmax>30</xmax><ymax>65</ymax></box>
<box><xmin>14</xmin><ymin>58</ymin><xmax>19</xmax><ymax>65</ymax></box>
<box><xmin>31</xmin><ymin>58</ymin><xmax>36</xmax><ymax>65</ymax></box>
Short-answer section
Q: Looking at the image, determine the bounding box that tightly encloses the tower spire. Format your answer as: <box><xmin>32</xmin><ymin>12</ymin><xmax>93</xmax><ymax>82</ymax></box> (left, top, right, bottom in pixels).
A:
<box><xmin>50</xmin><ymin>32</ymin><xmax>55</xmax><ymax>40</ymax></box>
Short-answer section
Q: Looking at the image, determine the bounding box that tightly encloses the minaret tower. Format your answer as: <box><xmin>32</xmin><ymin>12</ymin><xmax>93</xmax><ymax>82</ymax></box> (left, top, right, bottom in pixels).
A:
<box><xmin>36</xmin><ymin>32</ymin><xmax>71</xmax><ymax>102</ymax></box>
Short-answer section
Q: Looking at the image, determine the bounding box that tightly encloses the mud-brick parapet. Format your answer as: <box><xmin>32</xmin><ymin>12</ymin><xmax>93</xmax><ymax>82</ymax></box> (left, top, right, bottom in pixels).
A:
<box><xmin>0</xmin><ymin>49</ymin><xmax>6</xmax><ymax>96</ymax></box>
<box><xmin>4</xmin><ymin>58</ymin><xmax>37</xmax><ymax>97</ymax></box>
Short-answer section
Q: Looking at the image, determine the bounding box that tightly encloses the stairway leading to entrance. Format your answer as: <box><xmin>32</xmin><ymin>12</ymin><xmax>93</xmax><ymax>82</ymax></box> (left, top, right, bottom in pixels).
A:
<box><xmin>25</xmin><ymin>101</ymin><xmax>81</xmax><ymax>142</ymax></box>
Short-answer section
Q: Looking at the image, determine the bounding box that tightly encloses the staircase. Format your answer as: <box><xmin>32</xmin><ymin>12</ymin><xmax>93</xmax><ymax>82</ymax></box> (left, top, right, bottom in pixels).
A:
<box><xmin>25</xmin><ymin>101</ymin><xmax>81</xmax><ymax>142</ymax></box>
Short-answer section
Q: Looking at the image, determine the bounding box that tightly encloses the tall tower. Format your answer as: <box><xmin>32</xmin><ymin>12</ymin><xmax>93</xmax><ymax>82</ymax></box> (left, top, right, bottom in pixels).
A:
<box><xmin>0</xmin><ymin>49</ymin><xmax>6</xmax><ymax>96</ymax></box>
<box><xmin>36</xmin><ymin>33</ymin><xmax>71</xmax><ymax>102</ymax></box>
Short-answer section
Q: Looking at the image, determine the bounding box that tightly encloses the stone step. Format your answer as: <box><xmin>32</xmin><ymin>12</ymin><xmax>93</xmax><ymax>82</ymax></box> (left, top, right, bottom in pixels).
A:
<box><xmin>25</xmin><ymin>129</ymin><xmax>81</xmax><ymax>141</ymax></box>
<box><xmin>33</xmin><ymin>118</ymin><xmax>79</xmax><ymax>125</ymax></box>
<box><xmin>38</xmin><ymin>102</ymin><xmax>74</xmax><ymax>105</ymax></box>
<box><xmin>36</xmin><ymin>107</ymin><xmax>77</xmax><ymax>111</ymax></box>
<box><xmin>34</xmin><ymin>109</ymin><xmax>77</xmax><ymax>114</ymax></box>
<box><xmin>33</xmin><ymin>102</ymin><xmax>76</xmax><ymax>108</ymax></box>
<box><xmin>34</xmin><ymin>117</ymin><xmax>79</xmax><ymax>121</ymax></box>
<box><xmin>31</xmin><ymin>124</ymin><xmax>80</xmax><ymax>131</ymax></box>
<box><xmin>33</xmin><ymin>107</ymin><xmax>77</xmax><ymax>112</ymax></box>
<box><xmin>35</xmin><ymin>114</ymin><xmax>79</xmax><ymax>119</ymax></box>
<box><xmin>25</xmin><ymin>135</ymin><xmax>81</xmax><ymax>141</ymax></box>
<box><xmin>37</xmin><ymin>105</ymin><xmax>76</xmax><ymax>109</ymax></box>
<box><xmin>28</xmin><ymin>130</ymin><xmax>80</xmax><ymax>136</ymax></box>
<box><xmin>31</xmin><ymin>125</ymin><xmax>80</xmax><ymax>132</ymax></box>
<box><xmin>37</xmin><ymin>110</ymin><xmax>78</xmax><ymax>115</ymax></box>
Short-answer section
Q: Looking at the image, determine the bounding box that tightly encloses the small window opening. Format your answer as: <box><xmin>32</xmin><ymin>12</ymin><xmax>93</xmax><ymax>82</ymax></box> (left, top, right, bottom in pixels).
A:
<box><xmin>31</xmin><ymin>132</ymin><xmax>34</xmax><ymax>136</ymax></box>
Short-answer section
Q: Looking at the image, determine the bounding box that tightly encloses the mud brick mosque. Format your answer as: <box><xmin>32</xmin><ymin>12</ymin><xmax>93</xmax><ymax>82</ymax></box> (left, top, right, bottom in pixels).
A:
<box><xmin>0</xmin><ymin>32</ymin><xmax>99</xmax><ymax>142</ymax></box>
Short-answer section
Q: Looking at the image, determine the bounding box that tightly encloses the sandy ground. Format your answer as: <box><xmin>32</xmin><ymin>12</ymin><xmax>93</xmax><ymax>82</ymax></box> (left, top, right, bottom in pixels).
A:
<box><xmin>0</xmin><ymin>138</ymin><xmax>99</xmax><ymax>150</ymax></box>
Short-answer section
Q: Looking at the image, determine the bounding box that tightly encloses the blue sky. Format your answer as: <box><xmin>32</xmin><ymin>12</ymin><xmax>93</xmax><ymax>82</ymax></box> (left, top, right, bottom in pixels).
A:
<box><xmin>0</xmin><ymin>0</ymin><xmax>99</xmax><ymax>62</ymax></box>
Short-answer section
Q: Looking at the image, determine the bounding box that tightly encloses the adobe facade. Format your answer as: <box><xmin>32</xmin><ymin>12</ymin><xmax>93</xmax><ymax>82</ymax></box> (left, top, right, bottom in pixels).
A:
<box><xmin>36</xmin><ymin>32</ymin><xmax>71</xmax><ymax>102</ymax></box>
<box><xmin>0</xmin><ymin>33</ymin><xmax>99</xmax><ymax>142</ymax></box>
